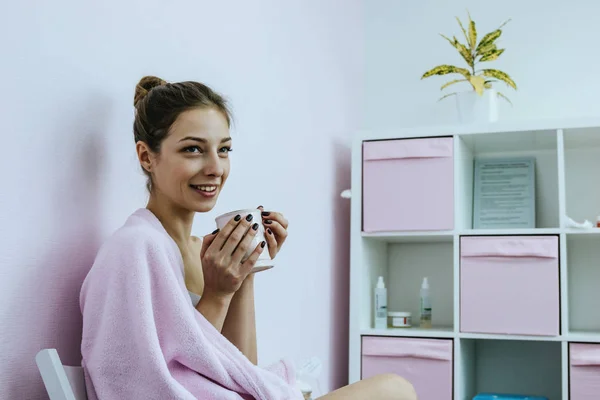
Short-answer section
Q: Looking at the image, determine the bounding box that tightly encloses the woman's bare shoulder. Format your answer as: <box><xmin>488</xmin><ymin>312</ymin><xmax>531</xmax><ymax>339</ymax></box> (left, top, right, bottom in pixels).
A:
<box><xmin>190</xmin><ymin>235</ymin><xmax>203</xmax><ymax>250</ymax></box>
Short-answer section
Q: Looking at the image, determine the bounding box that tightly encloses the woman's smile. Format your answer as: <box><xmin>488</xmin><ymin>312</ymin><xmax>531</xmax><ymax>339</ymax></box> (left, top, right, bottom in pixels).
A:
<box><xmin>190</xmin><ymin>184</ymin><xmax>219</xmax><ymax>198</ymax></box>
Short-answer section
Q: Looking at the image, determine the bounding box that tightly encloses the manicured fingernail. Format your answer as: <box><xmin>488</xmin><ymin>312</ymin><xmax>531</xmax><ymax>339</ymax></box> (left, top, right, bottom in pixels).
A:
<box><xmin>267</xmin><ymin>228</ymin><xmax>272</xmax><ymax>235</ymax></box>
<box><xmin>261</xmin><ymin>211</ymin><xmax>270</xmax><ymax>216</ymax></box>
<box><xmin>252</xmin><ymin>223</ymin><xmax>259</xmax><ymax>230</ymax></box>
<box><xmin>234</xmin><ymin>214</ymin><xmax>241</xmax><ymax>221</ymax></box>
<box><xmin>212</xmin><ymin>228</ymin><xmax>220</xmax><ymax>234</ymax></box>
<box><xmin>246</xmin><ymin>214</ymin><xmax>253</xmax><ymax>222</ymax></box>
<box><xmin>258</xmin><ymin>205</ymin><xmax>263</xmax><ymax>209</ymax></box>
<box><xmin>264</xmin><ymin>219</ymin><xmax>272</xmax><ymax>224</ymax></box>
<box><xmin>260</xmin><ymin>241</ymin><xmax>266</xmax><ymax>248</ymax></box>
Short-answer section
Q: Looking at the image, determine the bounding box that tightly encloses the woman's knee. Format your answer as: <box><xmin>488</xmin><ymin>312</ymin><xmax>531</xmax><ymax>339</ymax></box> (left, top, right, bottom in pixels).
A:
<box><xmin>373</xmin><ymin>373</ymin><xmax>417</xmax><ymax>400</ymax></box>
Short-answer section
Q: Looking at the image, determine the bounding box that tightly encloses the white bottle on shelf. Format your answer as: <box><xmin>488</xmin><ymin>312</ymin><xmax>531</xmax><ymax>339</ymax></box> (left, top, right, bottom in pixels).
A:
<box><xmin>420</xmin><ymin>277</ymin><xmax>432</xmax><ymax>329</ymax></box>
<box><xmin>374</xmin><ymin>276</ymin><xmax>387</xmax><ymax>329</ymax></box>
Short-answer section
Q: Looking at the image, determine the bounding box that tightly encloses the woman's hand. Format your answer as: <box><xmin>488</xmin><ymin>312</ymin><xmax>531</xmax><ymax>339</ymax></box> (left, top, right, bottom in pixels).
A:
<box><xmin>257</xmin><ymin>206</ymin><xmax>289</xmax><ymax>259</ymax></box>
<box><xmin>200</xmin><ymin>214</ymin><xmax>266</xmax><ymax>301</ymax></box>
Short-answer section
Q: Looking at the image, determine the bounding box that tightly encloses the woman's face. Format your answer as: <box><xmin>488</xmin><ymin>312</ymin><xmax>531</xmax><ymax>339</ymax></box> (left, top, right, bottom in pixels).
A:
<box><xmin>142</xmin><ymin>107</ymin><xmax>232</xmax><ymax>213</ymax></box>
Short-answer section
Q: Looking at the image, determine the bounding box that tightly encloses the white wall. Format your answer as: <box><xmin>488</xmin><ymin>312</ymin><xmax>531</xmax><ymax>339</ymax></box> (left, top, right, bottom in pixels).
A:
<box><xmin>364</xmin><ymin>0</ymin><xmax>600</xmax><ymax>130</ymax></box>
<box><xmin>0</xmin><ymin>1</ymin><xmax>362</xmax><ymax>398</ymax></box>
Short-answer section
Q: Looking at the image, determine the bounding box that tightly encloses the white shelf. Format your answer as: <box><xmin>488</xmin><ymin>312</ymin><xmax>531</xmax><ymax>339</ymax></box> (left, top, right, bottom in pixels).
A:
<box><xmin>566</xmin><ymin>330</ymin><xmax>600</xmax><ymax>343</ymax></box>
<box><xmin>360</xmin><ymin>327</ymin><xmax>454</xmax><ymax>338</ymax></box>
<box><xmin>361</xmin><ymin>230</ymin><xmax>454</xmax><ymax>243</ymax></box>
<box><xmin>460</xmin><ymin>228</ymin><xmax>561</xmax><ymax>236</ymax></box>
<box><xmin>348</xmin><ymin>118</ymin><xmax>600</xmax><ymax>398</ymax></box>
<box><xmin>458</xmin><ymin>332</ymin><xmax>562</xmax><ymax>342</ymax></box>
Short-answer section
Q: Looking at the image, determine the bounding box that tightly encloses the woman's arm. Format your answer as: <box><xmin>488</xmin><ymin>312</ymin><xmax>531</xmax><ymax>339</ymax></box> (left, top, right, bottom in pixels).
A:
<box><xmin>221</xmin><ymin>274</ymin><xmax>258</xmax><ymax>364</ymax></box>
<box><xmin>195</xmin><ymin>292</ymin><xmax>232</xmax><ymax>332</ymax></box>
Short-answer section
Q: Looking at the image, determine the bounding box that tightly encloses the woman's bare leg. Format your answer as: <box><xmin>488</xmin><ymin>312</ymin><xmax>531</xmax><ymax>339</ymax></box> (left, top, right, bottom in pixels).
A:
<box><xmin>316</xmin><ymin>374</ymin><xmax>417</xmax><ymax>400</ymax></box>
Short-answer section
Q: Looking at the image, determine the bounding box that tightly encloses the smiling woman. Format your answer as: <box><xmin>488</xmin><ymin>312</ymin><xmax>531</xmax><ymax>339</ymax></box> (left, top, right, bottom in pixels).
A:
<box><xmin>78</xmin><ymin>76</ymin><xmax>416</xmax><ymax>400</ymax></box>
<box><xmin>133</xmin><ymin>76</ymin><xmax>233</xmax><ymax>212</ymax></box>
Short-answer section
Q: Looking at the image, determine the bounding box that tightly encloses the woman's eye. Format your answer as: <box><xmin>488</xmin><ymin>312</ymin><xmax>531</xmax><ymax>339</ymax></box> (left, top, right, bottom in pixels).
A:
<box><xmin>183</xmin><ymin>146</ymin><xmax>201</xmax><ymax>153</ymax></box>
<box><xmin>219</xmin><ymin>146</ymin><xmax>233</xmax><ymax>154</ymax></box>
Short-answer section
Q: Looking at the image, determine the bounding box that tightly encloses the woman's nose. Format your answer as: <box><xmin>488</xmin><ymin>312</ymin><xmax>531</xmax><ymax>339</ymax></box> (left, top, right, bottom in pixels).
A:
<box><xmin>203</xmin><ymin>152</ymin><xmax>224</xmax><ymax>176</ymax></box>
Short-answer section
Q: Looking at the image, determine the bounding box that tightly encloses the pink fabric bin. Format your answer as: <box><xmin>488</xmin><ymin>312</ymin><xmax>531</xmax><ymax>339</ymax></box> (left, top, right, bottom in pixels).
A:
<box><xmin>361</xmin><ymin>336</ymin><xmax>453</xmax><ymax>400</ymax></box>
<box><xmin>362</xmin><ymin>137</ymin><xmax>454</xmax><ymax>232</ymax></box>
<box><xmin>570</xmin><ymin>343</ymin><xmax>600</xmax><ymax>400</ymax></box>
<box><xmin>460</xmin><ymin>236</ymin><xmax>560</xmax><ymax>336</ymax></box>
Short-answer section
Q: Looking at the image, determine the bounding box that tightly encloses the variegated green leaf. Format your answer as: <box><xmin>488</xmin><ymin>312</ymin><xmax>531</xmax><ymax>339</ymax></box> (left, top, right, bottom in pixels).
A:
<box><xmin>477</xmin><ymin>43</ymin><xmax>497</xmax><ymax>57</ymax></box>
<box><xmin>440</xmin><ymin>79</ymin><xmax>468</xmax><ymax>90</ymax></box>
<box><xmin>497</xmin><ymin>91</ymin><xmax>513</xmax><ymax>105</ymax></box>
<box><xmin>467</xmin><ymin>11</ymin><xmax>477</xmax><ymax>50</ymax></box>
<box><xmin>476</xmin><ymin>19</ymin><xmax>511</xmax><ymax>55</ymax></box>
<box><xmin>484</xmin><ymin>79</ymin><xmax>498</xmax><ymax>89</ymax></box>
<box><xmin>440</xmin><ymin>34</ymin><xmax>473</xmax><ymax>66</ymax></box>
<box><xmin>480</xmin><ymin>48</ymin><xmax>505</xmax><ymax>62</ymax></box>
<box><xmin>438</xmin><ymin>92</ymin><xmax>458</xmax><ymax>102</ymax></box>
<box><xmin>481</xmin><ymin>69</ymin><xmax>517</xmax><ymax>89</ymax></box>
<box><xmin>476</xmin><ymin>30</ymin><xmax>502</xmax><ymax>55</ymax></box>
<box><xmin>498</xmin><ymin>18</ymin><xmax>512</xmax><ymax>30</ymax></box>
<box><xmin>421</xmin><ymin>65</ymin><xmax>471</xmax><ymax>80</ymax></box>
<box><xmin>455</xmin><ymin>17</ymin><xmax>470</xmax><ymax>50</ymax></box>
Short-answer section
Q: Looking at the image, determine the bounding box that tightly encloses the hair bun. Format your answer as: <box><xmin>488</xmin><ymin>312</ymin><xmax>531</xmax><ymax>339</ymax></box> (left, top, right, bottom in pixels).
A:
<box><xmin>134</xmin><ymin>75</ymin><xmax>168</xmax><ymax>106</ymax></box>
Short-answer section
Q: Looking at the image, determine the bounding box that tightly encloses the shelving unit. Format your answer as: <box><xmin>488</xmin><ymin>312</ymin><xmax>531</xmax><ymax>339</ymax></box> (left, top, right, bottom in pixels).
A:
<box><xmin>348</xmin><ymin>118</ymin><xmax>600</xmax><ymax>400</ymax></box>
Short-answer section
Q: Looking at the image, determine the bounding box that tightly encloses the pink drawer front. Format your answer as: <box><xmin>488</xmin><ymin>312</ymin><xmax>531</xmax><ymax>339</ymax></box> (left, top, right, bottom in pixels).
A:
<box><xmin>570</xmin><ymin>343</ymin><xmax>600</xmax><ymax>400</ymax></box>
<box><xmin>362</xmin><ymin>137</ymin><xmax>454</xmax><ymax>232</ymax></box>
<box><xmin>460</xmin><ymin>236</ymin><xmax>560</xmax><ymax>336</ymax></box>
<box><xmin>361</xmin><ymin>336</ymin><xmax>453</xmax><ymax>400</ymax></box>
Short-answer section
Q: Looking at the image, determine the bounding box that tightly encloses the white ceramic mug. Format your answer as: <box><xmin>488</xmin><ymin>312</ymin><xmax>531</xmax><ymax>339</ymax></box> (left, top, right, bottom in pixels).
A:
<box><xmin>215</xmin><ymin>209</ymin><xmax>274</xmax><ymax>272</ymax></box>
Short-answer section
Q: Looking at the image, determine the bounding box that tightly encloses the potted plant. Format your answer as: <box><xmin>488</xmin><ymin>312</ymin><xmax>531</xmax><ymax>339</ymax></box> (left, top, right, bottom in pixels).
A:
<box><xmin>421</xmin><ymin>11</ymin><xmax>517</xmax><ymax>123</ymax></box>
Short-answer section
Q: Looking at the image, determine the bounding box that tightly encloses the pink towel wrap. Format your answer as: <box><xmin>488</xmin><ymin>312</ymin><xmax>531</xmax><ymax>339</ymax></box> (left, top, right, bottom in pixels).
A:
<box><xmin>80</xmin><ymin>208</ymin><xmax>303</xmax><ymax>399</ymax></box>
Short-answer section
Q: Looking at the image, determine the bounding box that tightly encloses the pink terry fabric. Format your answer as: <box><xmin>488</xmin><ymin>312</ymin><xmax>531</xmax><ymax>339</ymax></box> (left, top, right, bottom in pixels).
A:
<box><xmin>79</xmin><ymin>208</ymin><xmax>302</xmax><ymax>400</ymax></box>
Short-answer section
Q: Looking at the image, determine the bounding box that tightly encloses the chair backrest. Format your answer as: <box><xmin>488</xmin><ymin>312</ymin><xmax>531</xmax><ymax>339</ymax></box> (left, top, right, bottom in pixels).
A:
<box><xmin>35</xmin><ymin>349</ymin><xmax>87</xmax><ymax>400</ymax></box>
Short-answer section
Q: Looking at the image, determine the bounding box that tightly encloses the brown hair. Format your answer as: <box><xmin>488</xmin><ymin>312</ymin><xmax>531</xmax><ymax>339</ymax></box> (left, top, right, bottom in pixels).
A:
<box><xmin>133</xmin><ymin>75</ymin><xmax>232</xmax><ymax>191</ymax></box>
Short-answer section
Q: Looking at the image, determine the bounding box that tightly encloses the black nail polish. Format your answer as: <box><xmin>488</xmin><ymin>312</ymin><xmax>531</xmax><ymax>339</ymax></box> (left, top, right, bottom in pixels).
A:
<box><xmin>261</xmin><ymin>211</ymin><xmax>270</xmax><ymax>216</ymax></box>
<box><xmin>260</xmin><ymin>241</ymin><xmax>266</xmax><ymax>248</ymax></box>
<box><xmin>212</xmin><ymin>228</ymin><xmax>220</xmax><ymax>234</ymax></box>
<box><xmin>264</xmin><ymin>219</ymin><xmax>272</xmax><ymax>224</ymax></box>
<box><xmin>246</xmin><ymin>214</ymin><xmax>253</xmax><ymax>222</ymax></box>
<box><xmin>234</xmin><ymin>214</ymin><xmax>241</xmax><ymax>221</ymax></box>
<box><xmin>267</xmin><ymin>228</ymin><xmax>272</xmax><ymax>235</ymax></box>
<box><xmin>252</xmin><ymin>223</ymin><xmax>259</xmax><ymax>230</ymax></box>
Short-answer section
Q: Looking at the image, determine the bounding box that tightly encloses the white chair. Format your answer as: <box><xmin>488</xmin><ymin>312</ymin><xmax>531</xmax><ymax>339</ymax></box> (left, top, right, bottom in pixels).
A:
<box><xmin>35</xmin><ymin>348</ymin><xmax>87</xmax><ymax>400</ymax></box>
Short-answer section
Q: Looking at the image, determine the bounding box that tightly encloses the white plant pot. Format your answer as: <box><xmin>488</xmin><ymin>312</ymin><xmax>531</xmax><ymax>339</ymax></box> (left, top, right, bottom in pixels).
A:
<box><xmin>455</xmin><ymin>89</ymin><xmax>498</xmax><ymax>124</ymax></box>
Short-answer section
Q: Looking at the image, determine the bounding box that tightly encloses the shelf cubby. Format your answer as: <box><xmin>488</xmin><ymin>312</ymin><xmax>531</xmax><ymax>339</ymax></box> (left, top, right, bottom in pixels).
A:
<box><xmin>455</xmin><ymin>129</ymin><xmax>560</xmax><ymax>230</ymax></box>
<box><xmin>563</xmin><ymin>126</ymin><xmax>600</xmax><ymax>226</ymax></box>
<box><xmin>458</xmin><ymin>339</ymin><xmax>562</xmax><ymax>400</ymax></box>
<box><xmin>387</xmin><ymin>241</ymin><xmax>454</xmax><ymax>330</ymax></box>
<box><xmin>567</xmin><ymin>233</ymin><xmax>600</xmax><ymax>336</ymax></box>
<box><xmin>357</xmin><ymin>237</ymin><xmax>454</xmax><ymax>334</ymax></box>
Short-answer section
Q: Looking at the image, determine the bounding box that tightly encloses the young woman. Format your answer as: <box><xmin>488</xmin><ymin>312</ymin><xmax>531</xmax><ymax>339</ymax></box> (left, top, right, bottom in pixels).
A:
<box><xmin>79</xmin><ymin>76</ymin><xmax>416</xmax><ymax>400</ymax></box>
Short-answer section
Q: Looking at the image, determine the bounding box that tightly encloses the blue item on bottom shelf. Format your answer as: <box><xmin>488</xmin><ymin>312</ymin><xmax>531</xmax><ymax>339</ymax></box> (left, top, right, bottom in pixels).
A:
<box><xmin>473</xmin><ymin>394</ymin><xmax>548</xmax><ymax>400</ymax></box>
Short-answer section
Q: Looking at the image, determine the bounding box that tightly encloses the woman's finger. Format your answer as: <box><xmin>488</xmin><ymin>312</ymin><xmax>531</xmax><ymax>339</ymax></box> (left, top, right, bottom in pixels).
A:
<box><xmin>264</xmin><ymin>226</ymin><xmax>278</xmax><ymax>259</ymax></box>
<box><xmin>261</xmin><ymin>210</ymin><xmax>288</xmax><ymax>229</ymax></box>
<box><xmin>231</xmin><ymin>222</ymin><xmax>259</xmax><ymax>265</ymax></box>
<box><xmin>240</xmin><ymin>240</ymin><xmax>266</xmax><ymax>276</ymax></box>
<box><xmin>200</xmin><ymin>228</ymin><xmax>219</xmax><ymax>258</ymax></box>
<box><xmin>210</xmin><ymin>214</ymin><xmax>243</xmax><ymax>250</ymax></box>
<box><xmin>221</xmin><ymin>213</ymin><xmax>255</xmax><ymax>255</ymax></box>
<box><xmin>262</xmin><ymin>218</ymin><xmax>288</xmax><ymax>249</ymax></box>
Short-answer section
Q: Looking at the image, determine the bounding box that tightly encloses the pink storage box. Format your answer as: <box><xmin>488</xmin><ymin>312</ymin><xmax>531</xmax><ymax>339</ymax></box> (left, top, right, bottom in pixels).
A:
<box><xmin>362</xmin><ymin>137</ymin><xmax>454</xmax><ymax>232</ymax></box>
<box><xmin>460</xmin><ymin>236</ymin><xmax>560</xmax><ymax>336</ymax></box>
<box><xmin>570</xmin><ymin>343</ymin><xmax>600</xmax><ymax>400</ymax></box>
<box><xmin>361</xmin><ymin>336</ymin><xmax>453</xmax><ymax>400</ymax></box>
